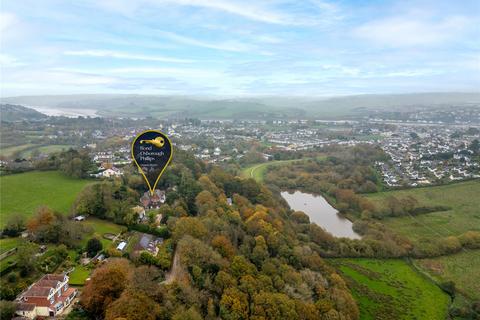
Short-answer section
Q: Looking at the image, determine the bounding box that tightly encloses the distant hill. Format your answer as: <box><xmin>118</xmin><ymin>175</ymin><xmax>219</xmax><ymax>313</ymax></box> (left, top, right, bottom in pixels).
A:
<box><xmin>2</xmin><ymin>92</ymin><xmax>479</xmax><ymax>120</ymax></box>
<box><xmin>0</xmin><ymin>104</ymin><xmax>48</xmax><ymax>122</ymax></box>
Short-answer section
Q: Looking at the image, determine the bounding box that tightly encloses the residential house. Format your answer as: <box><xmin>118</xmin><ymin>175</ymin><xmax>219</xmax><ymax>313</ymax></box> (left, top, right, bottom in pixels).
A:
<box><xmin>15</xmin><ymin>274</ymin><xmax>77</xmax><ymax>319</ymax></box>
<box><xmin>140</xmin><ymin>190</ymin><xmax>166</xmax><ymax>209</ymax></box>
<box><xmin>131</xmin><ymin>205</ymin><xmax>146</xmax><ymax>223</ymax></box>
<box><xmin>134</xmin><ymin>233</ymin><xmax>163</xmax><ymax>256</ymax></box>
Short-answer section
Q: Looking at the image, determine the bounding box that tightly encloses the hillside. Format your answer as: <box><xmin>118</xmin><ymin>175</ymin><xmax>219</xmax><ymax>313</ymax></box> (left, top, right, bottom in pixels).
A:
<box><xmin>2</xmin><ymin>92</ymin><xmax>479</xmax><ymax>120</ymax></box>
<box><xmin>0</xmin><ymin>104</ymin><xmax>48</xmax><ymax>122</ymax></box>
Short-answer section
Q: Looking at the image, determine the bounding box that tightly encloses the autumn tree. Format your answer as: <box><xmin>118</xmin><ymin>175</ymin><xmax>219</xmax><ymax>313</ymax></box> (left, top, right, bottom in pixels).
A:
<box><xmin>195</xmin><ymin>190</ymin><xmax>217</xmax><ymax>215</ymax></box>
<box><xmin>105</xmin><ymin>290</ymin><xmax>161</xmax><ymax>320</ymax></box>
<box><xmin>211</xmin><ymin>235</ymin><xmax>235</xmax><ymax>259</ymax></box>
<box><xmin>220</xmin><ymin>287</ymin><xmax>249</xmax><ymax>320</ymax></box>
<box><xmin>172</xmin><ymin>217</ymin><xmax>207</xmax><ymax>241</ymax></box>
<box><xmin>251</xmin><ymin>292</ymin><xmax>298</xmax><ymax>320</ymax></box>
<box><xmin>81</xmin><ymin>259</ymin><xmax>132</xmax><ymax>316</ymax></box>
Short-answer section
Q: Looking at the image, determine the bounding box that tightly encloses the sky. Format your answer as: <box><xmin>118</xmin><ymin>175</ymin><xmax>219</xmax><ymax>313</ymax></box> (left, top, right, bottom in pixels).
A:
<box><xmin>0</xmin><ymin>0</ymin><xmax>479</xmax><ymax>97</ymax></box>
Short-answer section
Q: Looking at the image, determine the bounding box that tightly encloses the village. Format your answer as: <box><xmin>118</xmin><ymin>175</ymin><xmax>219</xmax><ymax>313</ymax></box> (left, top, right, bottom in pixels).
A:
<box><xmin>82</xmin><ymin>114</ymin><xmax>479</xmax><ymax>190</ymax></box>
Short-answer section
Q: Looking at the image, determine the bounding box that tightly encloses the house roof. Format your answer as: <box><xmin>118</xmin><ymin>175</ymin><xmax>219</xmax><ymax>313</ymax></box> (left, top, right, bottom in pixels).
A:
<box><xmin>41</xmin><ymin>274</ymin><xmax>66</xmax><ymax>282</ymax></box>
<box><xmin>139</xmin><ymin>234</ymin><xmax>153</xmax><ymax>249</ymax></box>
<box><xmin>36</xmin><ymin>279</ymin><xmax>60</xmax><ymax>288</ymax></box>
<box><xmin>16</xmin><ymin>303</ymin><xmax>35</xmax><ymax>311</ymax></box>
<box><xmin>23</xmin><ymin>286</ymin><xmax>52</xmax><ymax>297</ymax></box>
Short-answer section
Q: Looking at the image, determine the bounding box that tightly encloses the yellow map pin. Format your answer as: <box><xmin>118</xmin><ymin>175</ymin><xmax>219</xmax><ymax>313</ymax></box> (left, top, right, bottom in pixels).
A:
<box><xmin>132</xmin><ymin>130</ymin><xmax>173</xmax><ymax>195</ymax></box>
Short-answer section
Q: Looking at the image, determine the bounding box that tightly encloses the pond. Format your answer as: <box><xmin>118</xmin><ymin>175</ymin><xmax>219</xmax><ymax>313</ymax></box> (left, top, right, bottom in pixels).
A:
<box><xmin>281</xmin><ymin>191</ymin><xmax>361</xmax><ymax>239</ymax></box>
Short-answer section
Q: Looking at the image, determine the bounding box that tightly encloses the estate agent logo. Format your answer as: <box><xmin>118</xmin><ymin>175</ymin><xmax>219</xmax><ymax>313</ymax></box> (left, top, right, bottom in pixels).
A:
<box><xmin>132</xmin><ymin>130</ymin><xmax>173</xmax><ymax>195</ymax></box>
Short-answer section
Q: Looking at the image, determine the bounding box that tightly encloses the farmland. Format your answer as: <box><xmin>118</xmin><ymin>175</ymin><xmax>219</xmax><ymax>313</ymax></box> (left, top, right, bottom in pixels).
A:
<box><xmin>415</xmin><ymin>250</ymin><xmax>480</xmax><ymax>301</ymax></box>
<box><xmin>18</xmin><ymin>144</ymin><xmax>73</xmax><ymax>158</ymax></box>
<box><xmin>365</xmin><ymin>180</ymin><xmax>480</xmax><ymax>245</ymax></box>
<box><xmin>0</xmin><ymin>171</ymin><xmax>91</xmax><ymax>227</ymax></box>
<box><xmin>330</xmin><ymin>258</ymin><xmax>450</xmax><ymax>320</ymax></box>
<box><xmin>0</xmin><ymin>144</ymin><xmax>35</xmax><ymax>158</ymax></box>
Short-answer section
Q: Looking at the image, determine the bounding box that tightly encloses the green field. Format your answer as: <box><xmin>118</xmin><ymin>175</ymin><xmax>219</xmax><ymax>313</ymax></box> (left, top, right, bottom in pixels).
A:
<box><xmin>330</xmin><ymin>258</ymin><xmax>450</xmax><ymax>320</ymax></box>
<box><xmin>0</xmin><ymin>171</ymin><xmax>91</xmax><ymax>227</ymax></box>
<box><xmin>242</xmin><ymin>157</ymin><xmax>326</xmax><ymax>182</ymax></box>
<box><xmin>81</xmin><ymin>218</ymin><xmax>127</xmax><ymax>247</ymax></box>
<box><xmin>0</xmin><ymin>144</ymin><xmax>35</xmax><ymax>158</ymax></box>
<box><xmin>0</xmin><ymin>238</ymin><xmax>21</xmax><ymax>254</ymax></box>
<box><xmin>365</xmin><ymin>180</ymin><xmax>480</xmax><ymax>244</ymax></box>
<box><xmin>415</xmin><ymin>250</ymin><xmax>480</xmax><ymax>301</ymax></box>
<box><xmin>241</xmin><ymin>161</ymin><xmax>291</xmax><ymax>182</ymax></box>
<box><xmin>0</xmin><ymin>254</ymin><xmax>17</xmax><ymax>273</ymax></box>
<box><xmin>19</xmin><ymin>145</ymin><xmax>73</xmax><ymax>158</ymax></box>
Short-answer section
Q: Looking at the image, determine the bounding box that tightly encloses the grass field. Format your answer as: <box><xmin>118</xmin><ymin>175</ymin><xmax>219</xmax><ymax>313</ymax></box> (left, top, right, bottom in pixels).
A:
<box><xmin>365</xmin><ymin>180</ymin><xmax>480</xmax><ymax>244</ymax></box>
<box><xmin>415</xmin><ymin>250</ymin><xmax>480</xmax><ymax>301</ymax></box>
<box><xmin>0</xmin><ymin>238</ymin><xmax>21</xmax><ymax>254</ymax></box>
<box><xmin>81</xmin><ymin>218</ymin><xmax>127</xmax><ymax>247</ymax></box>
<box><xmin>0</xmin><ymin>254</ymin><xmax>17</xmax><ymax>273</ymax></box>
<box><xmin>0</xmin><ymin>171</ymin><xmax>91</xmax><ymax>227</ymax></box>
<box><xmin>0</xmin><ymin>144</ymin><xmax>35</xmax><ymax>158</ymax></box>
<box><xmin>330</xmin><ymin>258</ymin><xmax>450</xmax><ymax>320</ymax></box>
<box><xmin>19</xmin><ymin>144</ymin><xmax>73</xmax><ymax>158</ymax></box>
<box><xmin>242</xmin><ymin>157</ymin><xmax>326</xmax><ymax>182</ymax></box>
<box><xmin>241</xmin><ymin>161</ymin><xmax>294</xmax><ymax>182</ymax></box>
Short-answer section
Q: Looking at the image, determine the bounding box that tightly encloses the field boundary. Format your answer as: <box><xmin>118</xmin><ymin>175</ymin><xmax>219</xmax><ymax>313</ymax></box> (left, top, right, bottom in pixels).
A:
<box><xmin>0</xmin><ymin>247</ymin><xmax>17</xmax><ymax>260</ymax></box>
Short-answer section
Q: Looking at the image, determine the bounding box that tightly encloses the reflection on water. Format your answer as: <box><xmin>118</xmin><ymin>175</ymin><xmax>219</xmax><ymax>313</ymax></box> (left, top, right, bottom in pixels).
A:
<box><xmin>27</xmin><ymin>106</ymin><xmax>100</xmax><ymax>118</ymax></box>
<box><xmin>282</xmin><ymin>191</ymin><xmax>361</xmax><ymax>239</ymax></box>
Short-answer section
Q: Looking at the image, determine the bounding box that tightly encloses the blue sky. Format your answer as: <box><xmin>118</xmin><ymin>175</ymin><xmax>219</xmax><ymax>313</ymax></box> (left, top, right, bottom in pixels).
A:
<box><xmin>1</xmin><ymin>0</ymin><xmax>479</xmax><ymax>97</ymax></box>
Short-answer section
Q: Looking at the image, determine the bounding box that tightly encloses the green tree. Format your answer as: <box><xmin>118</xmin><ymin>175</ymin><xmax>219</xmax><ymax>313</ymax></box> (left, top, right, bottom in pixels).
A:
<box><xmin>0</xmin><ymin>300</ymin><xmax>16</xmax><ymax>320</ymax></box>
<box><xmin>86</xmin><ymin>237</ymin><xmax>103</xmax><ymax>257</ymax></box>
<box><xmin>16</xmin><ymin>242</ymin><xmax>37</xmax><ymax>275</ymax></box>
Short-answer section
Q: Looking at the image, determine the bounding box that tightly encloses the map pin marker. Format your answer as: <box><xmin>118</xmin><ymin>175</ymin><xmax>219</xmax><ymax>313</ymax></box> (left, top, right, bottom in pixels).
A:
<box><xmin>132</xmin><ymin>130</ymin><xmax>173</xmax><ymax>195</ymax></box>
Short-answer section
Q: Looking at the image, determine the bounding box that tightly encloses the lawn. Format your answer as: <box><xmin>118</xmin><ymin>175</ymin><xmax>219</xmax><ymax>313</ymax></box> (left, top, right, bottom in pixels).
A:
<box><xmin>0</xmin><ymin>171</ymin><xmax>91</xmax><ymax>227</ymax></box>
<box><xmin>69</xmin><ymin>264</ymin><xmax>91</xmax><ymax>285</ymax></box>
<box><xmin>414</xmin><ymin>249</ymin><xmax>480</xmax><ymax>301</ymax></box>
<box><xmin>0</xmin><ymin>237</ymin><xmax>21</xmax><ymax>254</ymax></box>
<box><xmin>330</xmin><ymin>258</ymin><xmax>450</xmax><ymax>320</ymax></box>
<box><xmin>80</xmin><ymin>218</ymin><xmax>127</xmax><ymax>248</ymax></box>
<box><xmin>66</xmin><ymin>250</ymin><xmax>92</xmax><ymax>286</ymax></box>
<box><xmin>365</xmin><ymin>180</ymin><xmax>480</xmax><ymax>244</ymax></box>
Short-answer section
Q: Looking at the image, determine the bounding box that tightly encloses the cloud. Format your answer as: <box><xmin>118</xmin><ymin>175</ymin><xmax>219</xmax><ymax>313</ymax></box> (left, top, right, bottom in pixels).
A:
<box><xmin>170</xmin><ymin>0</ymin><xmax>292</xmax><ymax>25</ymax></box>
<box><xmin>0</xmin><ymin>12</ymin><xmax>18</xmax><ymax>32</ymax></box>
<box><xmin>94</xmin><ymin>0</ymin><xmax>342</xmax><ymax>26</ymax></box>
<box><xmin>63</xmin><ymin>50</ymin><xmax>194</xmax><ymax>63</ymax></box>
<box><xmin>155</xmin><ymin>30</ymin><xmax>254</xmax><ymax>52</ymax></box>
<box><xmin>0</xmin><ymin>54</ymin><xmax>25</xmax><ymax>68</ymax></box>
<box><xmin>353</xmin><ymin>14</ymin><xmax>471</xmax><ymax>47</ymax></box>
